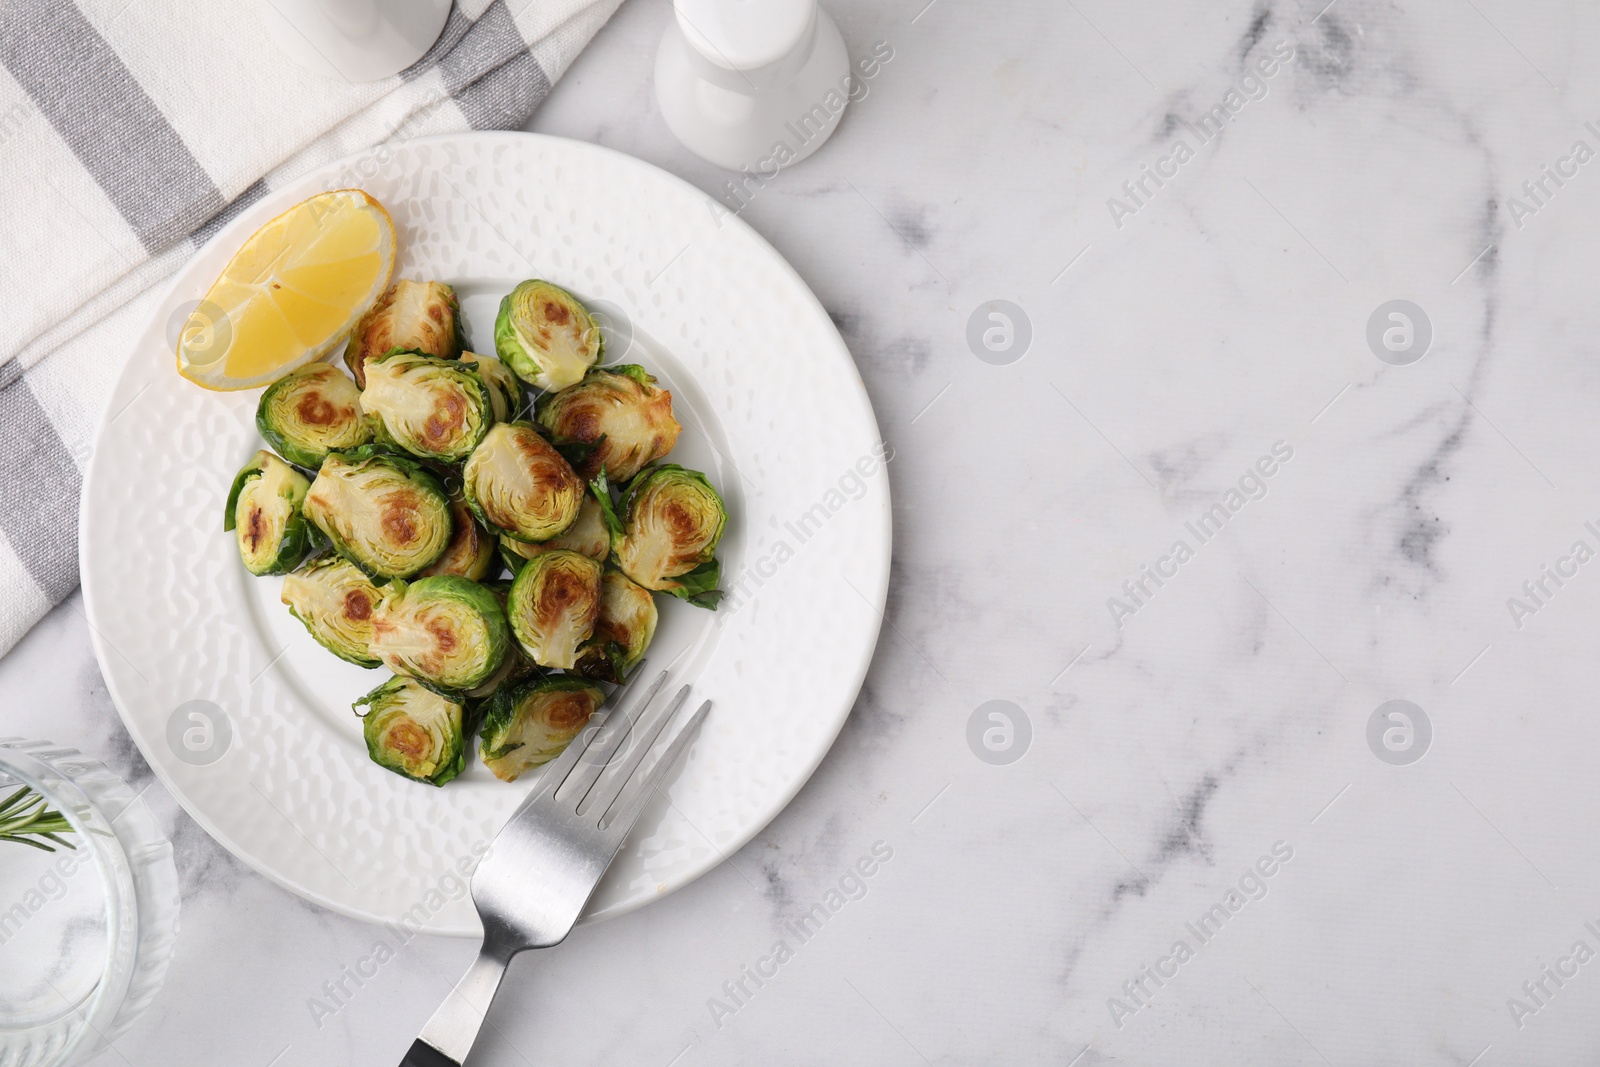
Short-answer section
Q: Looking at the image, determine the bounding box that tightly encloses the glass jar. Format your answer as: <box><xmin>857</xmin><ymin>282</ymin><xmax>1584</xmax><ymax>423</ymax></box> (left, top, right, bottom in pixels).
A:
<box><xmin>0</xmin><ymin>740</ymin><xmax>179</xmax><ymax>1067</ymax></box>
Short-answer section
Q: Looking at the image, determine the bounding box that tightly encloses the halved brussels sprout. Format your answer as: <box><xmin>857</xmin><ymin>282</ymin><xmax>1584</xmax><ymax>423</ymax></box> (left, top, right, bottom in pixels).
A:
<box><xmin>359</xmin><ymin>349</ymin><xmax>494</xmax><ymax>462</ymax></box>
<box><xmin>498</xmin><ymin>493</ymin><xmax>609</xmax><ymax>572</ymax></box>
<box><xmin>460</xmin><ymin>351</ymin><xmax>524</xmax><ymax>423</ymax></box>
<box><xmin>370</xmin><ymin>575</ymin><xmax>510</xmax><ymax>693</ymax></box>
<box><xmin>256</xmin><ymin>363</ymin><xmax>370</xmax><ymax>468</ymax></box>
<box><xmin>461</xmin><ymin>422</ymin><xmax>584</xmax><ymax>543</ymax></box>
<box><xmin>281</xmin><ymin>556</ymin><xmax>383</xmax><ymax>667</ymax></box>
<box><xmin>345</xmin><ymin>280</ymin><xmax>464</xmax><ymax>388</ymax></box>
<box><xmin>304</xmin><ymin>447</ymin><xmax>452</xmax><ymax>579</ymax></box>
<box><xmin>506</xmin><ymin>549</ymin><xmax>602</xmax><ymax>669</ymax></box>
<box><xmin>479</xmin><ymin>675</ymin><xmax>606</xmax><ymax>782</ymax></box>
<box><xmin>494</xmin><ymin>280</ymin><xmax>600</xmax><ymax>392</ymax></box>
<box><xmin>535</xmin><ymin>365</ymin><xmax>681</xmax><ymax>481</ymax></box>
<box><xmin>224</xmin><ymin>450</ymin><xmax>319</xmax><ymax>576</ymax></box>
<box><xmin>574</xmin><ymin>569</ymin><xmax>659</xmax><ymax>683</ymax></box>
<box><xmin>354</xmin><ymin>675</ymin><xmax>467</xmax><ymax>786</ymax></box>
<box><xmin>600</xmin><ymin>465</ymin><xmax>727</xmax><ymax>608</ymax></box>
<box><xmin>420</xmin><ymin>491</ymin><xmax>497</xmax><ymax>582</ymax></box>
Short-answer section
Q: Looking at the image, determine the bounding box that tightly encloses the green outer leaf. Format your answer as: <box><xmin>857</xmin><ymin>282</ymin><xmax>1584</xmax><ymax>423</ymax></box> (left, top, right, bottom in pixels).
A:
<box><xmin>573</xmin><ymin>638</ymin><xmax>627</xmax><ymax>683</ymax></box>
<box><xmin>445</xmin><ymin>283</ymin><xmax>469</xmax><ymax>355</ymax></box>
<box><xmin>353</xmin><ymin>675</ymin><xmax>468</xmax><ymax>786</ymax></box>
<box><xmin>256</xmin><ymin>364</ymin><xmax>370</xmax><ymax>468</ymax></box>
<box><xmin>547</xmin><ymin>434</ymin><xmax>603</xmax><ymax>472</ymax></box>
<box><xmin>498</xmin><ymin>540</ymin><xmax>528</xmax><ymax>577</ymax></box>
<box><xmin>223</xmin><ymin>453</ymin><xmax>269</xmax><ymax>531</ymax></box>
<box><xmin>666</xmin><ymin>558</ymin><xmax>722</xmax><ymax>609</ymax></box>
<box><xmin>588</xmin><ymin>471</ymin><xmax>624</xmax><ymax>538</ymax></box>
<box><xmin>608</xmin><ymin>364</ymin><xmax>655</xmax><ymax>387</ymax></box>
<box><xmin>372</xmin><ymin>575</ymin><xmax>511</xmax><ymax>694</ymax></box>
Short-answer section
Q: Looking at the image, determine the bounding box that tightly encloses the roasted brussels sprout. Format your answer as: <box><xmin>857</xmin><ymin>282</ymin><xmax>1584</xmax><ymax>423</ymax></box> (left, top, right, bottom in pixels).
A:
<box><xmin>574</xmin><ymin>569</ymin><xmax>658</xmax><ymax>683</ymax></box>
<box><xmin>506</xmin><ymin>549</ymin><xmax>603</xmax><ymax>669</ymax></box>
<box><xmin>345</xmin><ymin>280</ymin><xmax>464</xmax><ymax>388</ymax></box>
<box><xmin>460</xmin><ymin>351</ymin><xmax>524</xmax><ymax>423</ymax></box>
<box><xmin>493</xmin><ymin>280</ymin><xmax>600</xmax><ymax>391</ymax></box>
<box><xmin>354</xmin><ymin>675</ymin><xmax>468</xmax><ymax>786</ymax></box>
<box><xmin>304</xmin><ymin>447</ymin><xmax>451</xmax><ymax>579</ymax></box>
<box><xmin>420</xmin><ymin>491</ymin><xmax>497</xmax><ymax>582</ymax></box>
<box><xmin>498</xmin><ymin>493</ymin><xmax>609</xmax><ymax>572</ymax></box>
<box><xmin>461</xmin><ymin>422</ymin><xmax>584</xmax><ymax>543</ymax></box>
<box><xmin>601</xmin><ymin>465</ymin><xmax>726</xmax><ymax>607</ymax></box>
<box><xmin>535</xmin><ymin>365</ymin><xmax>681</xmax><ymax>481</ymax></box>
<box><xmin>280</xmin><ymin>556</ymin><xmax>383</xmax><ymax>667</ymax></box>
<box><xmin>256</xmin><ymin>363</ymin><xmax>370</xmax><ymax>468</ymax></box>
<box><xmin>359</xmin><ymin>349</ymin><xmax>495</xmax><ymax>463</ymax></box>
<box><xmin>370</xmin><ymin>575</ymin><xmax>510</xmax><ymax>693</ymax></box>
<box><xmin>479</xmin><ymin>675</ymin><xmax>606</xmax><ymax>782</ymax></box>
<box><xmin>224</xmin><ymin>450</ymin><xmax>319</xmax><ymax>576</ymax></box>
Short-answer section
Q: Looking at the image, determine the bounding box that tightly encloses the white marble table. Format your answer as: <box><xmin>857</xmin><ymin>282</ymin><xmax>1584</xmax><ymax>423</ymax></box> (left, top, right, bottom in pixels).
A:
<box><xmin>11</xmin><ymin>0</ymin><xmax>1600</xmax><ymax>1062</ymax></box>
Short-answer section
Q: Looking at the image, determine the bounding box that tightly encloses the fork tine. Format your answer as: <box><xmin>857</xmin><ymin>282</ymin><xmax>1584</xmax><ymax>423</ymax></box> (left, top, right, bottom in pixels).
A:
<box><xmin>555</xmin><ymin>670</ymin><xmax>670</xmax><ymax>806</ymax></box>
<box><xmin>577</xmin><ymin>684</ymin><xmax>689</xmax><ymax>817</ymax></box>
<box><xmin>513</xmin><ymin>668</ymin><xmax>665</xmax><ymax>815</ymax></box>
<box><xmin>596</xmin><ymin>699</ymin><xmax>711</xmax><ymax>836</ymax></box>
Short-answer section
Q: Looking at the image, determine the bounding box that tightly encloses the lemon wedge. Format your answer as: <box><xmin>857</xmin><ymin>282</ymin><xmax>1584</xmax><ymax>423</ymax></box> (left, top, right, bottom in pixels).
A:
<box><xmin>176</xmin><ymin>189</ymin><xmax>395</xmax><ymax>391</ymax></box>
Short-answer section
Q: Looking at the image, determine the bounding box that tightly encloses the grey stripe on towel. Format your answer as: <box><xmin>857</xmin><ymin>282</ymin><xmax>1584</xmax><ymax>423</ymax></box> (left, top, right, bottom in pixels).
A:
<box><xmin>0</xmin><ymin>0</ymin><xmax>224</xmax><ymax>252</ymax></box>
<box><xmin>444</xmin><ymin>2</ymin><xmax>550</xmax><ymax>130</ymax></box>
<box><xmin>0</xmin><ymin>378</ymin><xmax>80</xmax><ymax>602</ymax></box>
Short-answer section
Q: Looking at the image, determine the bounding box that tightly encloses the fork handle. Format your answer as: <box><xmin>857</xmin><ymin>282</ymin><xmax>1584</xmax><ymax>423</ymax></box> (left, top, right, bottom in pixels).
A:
<box><xmin>401</xmin><ymin>945</ymin><xmax>513</xmax><ymax>1066</ymax></box>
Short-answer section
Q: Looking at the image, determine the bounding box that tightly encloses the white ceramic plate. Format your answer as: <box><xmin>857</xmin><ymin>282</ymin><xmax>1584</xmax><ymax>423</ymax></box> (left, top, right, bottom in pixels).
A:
<box><xmin>80</xmin><ymin>132</ymin><xmax>890</xmax><ymax>935</ymax></box>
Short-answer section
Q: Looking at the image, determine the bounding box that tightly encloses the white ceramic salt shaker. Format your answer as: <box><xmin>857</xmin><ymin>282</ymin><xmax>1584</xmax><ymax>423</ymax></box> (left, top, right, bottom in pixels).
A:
<box><xmin>257</xmin><ymin>0</ymin><xmax>452</xmax><ymax>83</ymax></box>
<box><xmin>656</xmin><ymin>0</ymin><xmax>852</xmax><ymax>171</ymax></box>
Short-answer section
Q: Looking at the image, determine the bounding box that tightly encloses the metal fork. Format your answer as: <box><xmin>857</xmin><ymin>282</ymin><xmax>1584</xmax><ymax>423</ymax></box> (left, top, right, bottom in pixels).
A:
<box><xmin>400</xmin><ymin>670</ymin><xmax>709</xmax><ymax>1066</ymax></box>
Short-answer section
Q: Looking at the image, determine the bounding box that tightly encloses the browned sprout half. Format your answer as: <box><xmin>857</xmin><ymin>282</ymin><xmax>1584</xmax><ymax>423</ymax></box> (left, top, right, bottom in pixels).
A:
<box><xmin>355</xmin><ymin>676</ymin><xmax>467</xmax><ymax>786</ymax></box>
<box><xmin>461</xmin><ymin>422</ymin><xmax>584</xmax><ymax>543</ymax></box>
<box><xmin>343</xmin><ymin>280</ymin><xmax>463</xmax><ymax>388</ymax></box>
<box><xmin>506</xmin><ymin>549</ymin><xmax>602</xmax><ymax>669</ymax></box>
<box><xmin>574</xmin><ymin>569</ymin><xmax>658</xmax><ymax>683</ymax></box>
<box><xmin>479</xmin><ymin>676</ymin><xmax>605</xmax><ymax>781</ymax></box>
<box><xmin>358</xmin><ymin>349</ymin><xmax>494</xmax><ymax>462</ymax></box>
<box><xmin>534</xmin><ymin>365</ymin><xmax>681</xmax><ymax>481</ymax></box>
<box><xmin>256</xmin><ymin>363</ymin><xmax>370</xmax><ymax>468</ymax></box>
<box><xmin>369</xmin><ymin>576</ymin><xmax>510</xmax><ymax>693</ymax></box>
<box><xmin>304</xmin><ymin>447</ymin><xmax>451</xmax><ymax>579</ymax></box>
<box><xmin>493</xmin><ymin>280</ymin><xmax>600</xmax><ymax>391</ymax></box>
<box><xmin>602</xmin><ymin>465</ymin><xmax>726</xmax><ymax>608</ymax></box>
<box><xmin>498</xmin><ymin>493</ymin><xmax>609</xmax><ymax>572</ymax></box>
<box><xmin>224</xmin><ymin>450</ymin><xmax>319</xmax><ymax>576</ymax></box>
<box><xmin>420</xmin><ymin>491</ymin><xmax>497</xmax><ymax>582</ymax></box>
<box><xmin>281</xmin><ymin>556</ymin><xmax>383</xmax><ymax>667</ymax></box>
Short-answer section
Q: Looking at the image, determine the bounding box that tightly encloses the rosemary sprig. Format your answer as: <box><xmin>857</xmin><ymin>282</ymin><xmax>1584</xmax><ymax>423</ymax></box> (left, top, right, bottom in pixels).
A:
<box><xmin>0</xmin><ymin>784</ymin><xmax>76</xmax><ymax>852</ymax></box>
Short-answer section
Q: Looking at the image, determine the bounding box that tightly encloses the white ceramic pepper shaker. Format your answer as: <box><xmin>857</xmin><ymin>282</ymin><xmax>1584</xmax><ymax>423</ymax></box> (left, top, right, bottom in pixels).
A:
<box><xmin>656</xmin><ymin>0</ymin><xmax>852</xmax><ymax>171</ymax></box>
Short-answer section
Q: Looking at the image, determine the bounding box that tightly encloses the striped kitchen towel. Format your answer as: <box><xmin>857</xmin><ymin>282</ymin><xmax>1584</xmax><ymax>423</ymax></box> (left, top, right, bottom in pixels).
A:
<box><xmin>0</xmin><ymin>0</ymin><xmax>623</xmax><ymax>656</ymax></box>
